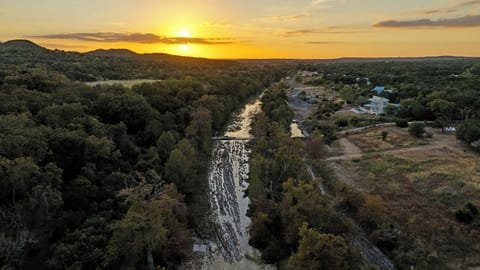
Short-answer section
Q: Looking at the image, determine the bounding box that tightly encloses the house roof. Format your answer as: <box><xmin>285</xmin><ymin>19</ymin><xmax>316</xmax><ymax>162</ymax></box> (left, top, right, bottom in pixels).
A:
<box><xmin>373</xmin><ymin>86</ymin><xmax>385</xmax><ymax>94</ymax></box>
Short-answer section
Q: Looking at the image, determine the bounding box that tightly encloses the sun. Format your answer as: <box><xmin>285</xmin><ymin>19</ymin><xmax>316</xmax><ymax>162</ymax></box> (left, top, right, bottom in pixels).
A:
<box><xmin>176</xmin><ymin>29</ymin><xmax>191</xmax><ymax>38</ymax></box>
<box><xmin>175</xmin><ymin>28</ymin><xmax>193</xmax><ymax>54</ymax></box>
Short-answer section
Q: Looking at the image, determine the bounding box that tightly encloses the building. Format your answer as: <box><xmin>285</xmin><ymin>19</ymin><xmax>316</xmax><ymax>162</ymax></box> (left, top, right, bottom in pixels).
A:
<box><xmin>364</xmin><ymin>96</ymin><xmax>390</xmax><ymax>115</ymax></box>
<box><xmin>299</xmin><ymin>71</ymin><xmax>319</xmax><ymax>77</ymax></box>
<box><xmin>373</xmin><ymin>86</ymin><xmax>394</xmax><ymax>95</ymax></box>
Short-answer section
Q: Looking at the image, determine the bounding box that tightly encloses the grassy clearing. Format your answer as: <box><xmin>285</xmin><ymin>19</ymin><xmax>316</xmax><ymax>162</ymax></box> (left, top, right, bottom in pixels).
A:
<box><xmin>347</xmin><ymin>126</ymin><xmax>426</xmax><ymax>152</ymax></box>
<box><xmin>353</xmin><ymin>139</ymin><xmax>480</xmax><ymax>267</ymax></box>
<box><xmin>85</xmin><ymin>79</ymin><xmax>161</xmax><ymax>88</ymax></box>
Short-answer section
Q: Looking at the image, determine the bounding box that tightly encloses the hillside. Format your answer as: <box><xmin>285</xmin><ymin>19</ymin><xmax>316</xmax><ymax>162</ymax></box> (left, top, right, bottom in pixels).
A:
<box><xmin>0</xmin><ymin>40</ymin><xmax>236</xmax><ymax>81</ymax></box>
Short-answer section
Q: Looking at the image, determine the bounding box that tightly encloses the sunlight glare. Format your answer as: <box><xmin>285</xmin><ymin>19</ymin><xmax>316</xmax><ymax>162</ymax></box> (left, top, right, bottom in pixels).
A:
<box><xmin>176</xmin><ymin>29</ymin><xmax>191</xmax><ymax>37</ymax></box>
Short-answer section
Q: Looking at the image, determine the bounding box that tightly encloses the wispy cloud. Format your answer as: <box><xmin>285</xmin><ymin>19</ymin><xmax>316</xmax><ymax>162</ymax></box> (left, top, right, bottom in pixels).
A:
<box><xmin>417</xmin><ymin>0</ymin><xmax>480</xmax><ymax>15</ymax></box>
<box><xmin>269</xmin><ymin>13</ymin><xmax>309</xmax><ymax>22</ymax></box>
<box><xmin>310</xmin><ymin>0</ymin><xmax>335</xmax><ymax>8</ymax></box>
<box><xmin>456</xmin><ymin>0</ymin><xmax>480</xmax><ymax>8</ymax></box>
<box><xmin>374</xmin><ymin>14</ymin><xmax>480</xmax><ymax>28</ymax></box>
<box><xmin>28</xmin><ymin>32</ymin><xmax>235</xmax><ymax>45</ymax></box>
<box><xmin>422</xmin><ymin>9</ymin><xmax>457</xmax><ymax>15</ymax></box>
<box><xmin>282</xmin><ymin>28</ymin><xmax>355</xmax><ymax>37</ymax></box>
<box><xmin>305</xmin><ymin>41</ymin><xmax>343</xmax><ymax>44</ymax></box>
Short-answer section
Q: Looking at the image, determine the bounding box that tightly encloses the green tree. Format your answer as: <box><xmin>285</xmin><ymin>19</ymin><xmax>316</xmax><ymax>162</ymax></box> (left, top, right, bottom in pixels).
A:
<box><xmin>339</xmin><ymin>85</ymin><xmax>357</xmax><ymax>104</ymax></box>
<box><xmin>106</xmin><ymin>184</ymin><xmax>190</xmax><ymax>270</ymax></box>
<box><xmin>457</xmin><ymin>119</ymin><xmax>480</xmax><ymax>144</ymax></box>
<box><xmin>427</xmin><ymin>98</ymin><xmax>456</xmax><ymax>129</ymax></box>
<box><xmin>164</xmin><ymin>139</ymin><xmax>197</xmax><ymax>197</ymax></box>
<box><xmin>358</xmin><ymin>195</ymin><xmax>388</xmax><ymax>231</ymax></box>
<box><xmin>408</xmin><ymin>123</ymin><xmax>426</xmax><ymax>138</ymax></box>
<box><xmin>281</xmin><ymin>179</ymin><xmax>346</xmax><ymax>246</ymax></box>
<box><xmin>288</xmin><ymin>224</ymin><xmax>359</xmax><ymax>270</ymax></box>
<box><xmin>156</xmin><ymin>131</ymin><xmax>177</xmax><ymax>162</ymax></box>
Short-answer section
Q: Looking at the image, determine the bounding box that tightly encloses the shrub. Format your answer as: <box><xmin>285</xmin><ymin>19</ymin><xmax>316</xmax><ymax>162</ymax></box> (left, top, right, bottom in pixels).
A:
<box><xmin>408</xmin><ymin>123</ymin><xmax>425</xmax><ymax>138</ymax></box>
<box><xmin>335</xmin><ymin>118</ymin><xmax>349</xmax><ymax>127</ymax></box>
<box><xmin>457</xmin><ymin>119</ymin><xmax>480</xmax><ymax>144</ymax></box>
<box><xmin>455</xmin><ymin>202</ymin><xmax>479</xmax><ymax>224</ymax></box>
<box><xmin>455</xmin><ymin>208</ymin><xmax>474</xmax><ymax>224</ymax></box>
<box><xmin>395</xmin><ymin>119</ymin><xmax>409</xmax><ymax>128</ymax></box>
<box><xmin>381</xmin><ymin>131</ymin><xmax>388</xmax><ymax>141</ymax></box>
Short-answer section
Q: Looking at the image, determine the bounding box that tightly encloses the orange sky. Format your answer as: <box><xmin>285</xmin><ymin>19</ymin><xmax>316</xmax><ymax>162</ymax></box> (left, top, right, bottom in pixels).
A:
<box><xmin>1</xmin><ymin>0</ymin><xmax>480</xmax><ymax>58</ymax></box>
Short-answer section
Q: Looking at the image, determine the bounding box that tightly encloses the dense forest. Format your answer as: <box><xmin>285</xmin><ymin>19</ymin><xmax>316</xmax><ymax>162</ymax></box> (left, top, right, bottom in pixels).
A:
<box><xmin>246</xmin><ymin>84</ymin><xmax>360</xmax><ymax>269</ymax></box>
<box><xmin>2</xmin><ymin>39</ymin><xmax>480</xmax><ymax>270</ymax></box>
<box><xmin>0</xmin><ymin>40</ymin><xmax>288</xmax><ymax>269</ymax></box>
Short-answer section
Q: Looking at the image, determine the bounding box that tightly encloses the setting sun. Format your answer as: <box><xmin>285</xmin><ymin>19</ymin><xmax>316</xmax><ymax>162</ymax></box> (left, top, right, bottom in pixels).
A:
<box><xmin>176</xmin><ymin>30</ymin><xmax>191</xmax><ymax>38</ymax></box>
<box><xmin>1</xmin><ymin>0</ymin><xmax>479</xmax><ymax>59</ymax></box>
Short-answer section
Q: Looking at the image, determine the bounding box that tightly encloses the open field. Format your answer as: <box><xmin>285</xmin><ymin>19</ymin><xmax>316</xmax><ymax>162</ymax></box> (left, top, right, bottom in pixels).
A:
<box><xmin>327</xmin><ymin>126</ymin><xmax>480</xmax><ymax>267</ymax></box>
<box><xmin>84</xmin><ymin>79</ymin><xmax>161</xmax><ymax>88</ymax></box>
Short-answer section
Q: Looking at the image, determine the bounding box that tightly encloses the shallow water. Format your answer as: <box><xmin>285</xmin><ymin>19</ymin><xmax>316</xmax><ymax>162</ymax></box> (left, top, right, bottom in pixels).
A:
<box><xmin>198</xmin><ymin>98</ymin><xmax>272</xmax><ymax>270</ymax></box>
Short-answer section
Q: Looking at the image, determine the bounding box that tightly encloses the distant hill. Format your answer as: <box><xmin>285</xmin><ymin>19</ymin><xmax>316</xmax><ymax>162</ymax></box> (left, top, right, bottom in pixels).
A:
<box><xmin>86</xmin><ymin>48</ymin><xmax>138</xmax><ymax>58</ymax></box>
<box><xmin>85</xmin><ymin>46</ymin><xmax>231</xmax><ymax>66</ymax></box>
<box><xmin>0</xmin><ymin>39</ymin><xmax>236</xmax><ymax>81</ymax></box>
<box><xmin>2</xmin><ymin>39</ymin><xmax>47</xmax><ymax>51</ymax></box>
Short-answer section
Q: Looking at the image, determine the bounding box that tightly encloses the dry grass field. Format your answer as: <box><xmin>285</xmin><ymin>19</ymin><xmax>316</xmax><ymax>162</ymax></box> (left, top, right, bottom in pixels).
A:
<box><xmin>328</xmin><ymin>127</ymin><xmax>480</xmax><ymax>267</ymax></box>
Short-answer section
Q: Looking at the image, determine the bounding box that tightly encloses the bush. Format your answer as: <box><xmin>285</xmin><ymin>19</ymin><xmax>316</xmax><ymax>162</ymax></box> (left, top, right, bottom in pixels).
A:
<box><xmin>455</xmin><ymin>202</ymin><xmax>479</xmax><ymax>224</ymax></box>
<box><xmin>335</xmin><ymin>118</ymin><xmax>349</xmax><ymax>127</ymax></box>
<box><xmin>408</xmin><ymin>123</ymin><xmax>425</xmax><ymax>138</ymax></box>
<box><xmin>455</xmin><ymin>208</ymin><xmax>474</xmax><ymax>224</ymax></box>
<box><xmin>381</xmin><ymin>131</ymin><xmax>388</xmax><ymax>141</ymax></box>
<box><xmin>395</xmin><ymin>119</ymin><xmax>409</xmax><ymax>128</ymax></box>
<box><xmin>457</xmin><ymin>119</ymin><xmax>480</xmax><ymax>144</ymax></box>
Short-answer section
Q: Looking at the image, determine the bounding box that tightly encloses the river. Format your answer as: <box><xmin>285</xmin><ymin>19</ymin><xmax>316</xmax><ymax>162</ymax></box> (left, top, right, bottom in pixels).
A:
<box><xmin>194</xmin><ymin>97</ymin><xmax>272</xmax><ymax>270</ymax></box>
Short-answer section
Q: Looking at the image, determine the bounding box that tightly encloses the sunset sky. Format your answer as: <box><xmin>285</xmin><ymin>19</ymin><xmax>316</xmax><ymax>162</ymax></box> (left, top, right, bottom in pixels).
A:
<box><xmin>1</xmin><ymin>0</ymin><xmax>480</xmax><ymax>58</ymax></box>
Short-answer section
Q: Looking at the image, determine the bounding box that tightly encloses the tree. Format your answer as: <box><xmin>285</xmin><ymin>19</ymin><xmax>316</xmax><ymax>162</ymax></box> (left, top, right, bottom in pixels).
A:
<box><xmin>306</xmin><ymin>131</ymin><xmax>324</xmax><ymax>159</ymax></box>
<box><xmin>427</xmin><ymin>98</ymin><xmax>456</xmax><ymax>129</ymax></box>
<box><xmin>457</xmin><ymin>119</ymin><xmax>480</xmax><ymax>144</ymax></box>
<box><xmin>156</xmin><ymin>131</ymin><xmax>177</xmax><ymax>162</ymax></box>
<box><xmin>281</xmin><ymin>179</ymin><xmax>346</xmax><ymax>246</ymax></box>
<box><xmin>384</xmin><ymin>104</ymin><xmax>398</xmax><ymax>116</ymax></box>
<box><xmin>288</xmin><ymin>224</ymin><xmax>359</xmax><ymax>270</ymax></box>
<box><xmin>339</xmin><ymin>85</ymin><xmax>357</xmax><ymax>104</ymax></box>
<box><xmin>186</xmin><ymin>108</ymin><xmax>212</xmax><ymax>154</ymax></box>
<box><xmin>358</xmin><ymin>195</ymin><xmax>388</xmax><ymax>231</ymax></box>
<box><xmin>105</xmin><ymin>184</ymin><xmax>190</xmax><ymax>270</ymax></box>
<box><xmin>395</xmin><ymin>119</ymin><xmax>409</xmax><ymax>128</ymax></box>
<box><xmin>164</xmin><ymin>139</ymin><xmax>197</xmax><ymax>197</ymax></box>
<box><xmin>408</xmin><ymin>123</ymin><xmax>425</xmax><ymax>138</ymax></box>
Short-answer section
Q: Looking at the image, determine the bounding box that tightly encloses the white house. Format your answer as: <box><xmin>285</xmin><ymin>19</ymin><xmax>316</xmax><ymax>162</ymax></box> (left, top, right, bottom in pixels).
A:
<box><xmin>364</xmin><ymin>96</ymin><xmax>390</xmax><ymax>115</ymax></box>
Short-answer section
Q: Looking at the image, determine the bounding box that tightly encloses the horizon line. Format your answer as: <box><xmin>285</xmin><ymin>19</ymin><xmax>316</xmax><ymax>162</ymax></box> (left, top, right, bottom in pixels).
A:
<box><xmin>2</xmin><ymin>39</ymin><xmax>480</xmax><ymax>61</ymax></box>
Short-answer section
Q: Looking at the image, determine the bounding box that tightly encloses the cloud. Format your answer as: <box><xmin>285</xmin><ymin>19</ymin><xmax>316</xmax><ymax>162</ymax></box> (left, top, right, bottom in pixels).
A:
<box><xmin>269</xmin><ymin>13</ymin><xmax>309</xmax><ymax>22</ymax></box>
<box><xmin>311</xmin><ymin>0</ymin><xmax>334</xmax><ymax>8</ymax></box>
<box><xmin>456</xmin><ymin>0</ymin><xmax>480</xmax><ymax>8</ymax></box>
<box><xmin>373</xmin><ymin>14</ymin><xmax>480</xmax><ymax>28</ymax></box>
<box><xmin>282</xmin><ymin>29</ymin><xmax>355</xmax><ymax>37</ymax></box>
<box><xmin>28</xmin><ymin>32</ymin><xmax>235</xmax><ymax>45</ymax></box>
<box><xmin>423</xmin><ymin>9</ymin><xmax>456</xmax><ymax>15</ymax></box>
<box><xmin>305</xmin><ymin>41</ymin><xmax>341</xmax><ymax>44</ymax></box>
<box><xmin>407</xmin><ymin>1</ymin><xmax>480</xmax><ymax>16</ymax></box>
